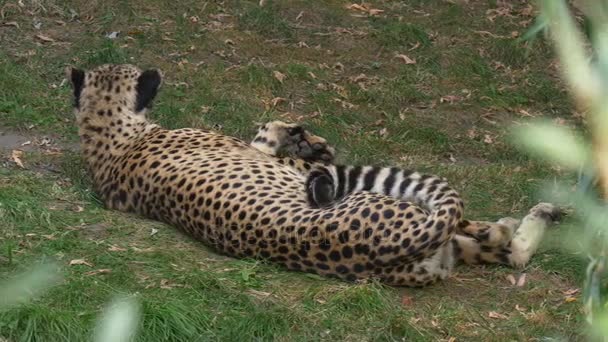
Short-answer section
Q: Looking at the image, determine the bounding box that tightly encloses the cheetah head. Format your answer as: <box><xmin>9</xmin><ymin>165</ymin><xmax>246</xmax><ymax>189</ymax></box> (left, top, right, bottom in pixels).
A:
<box><xmin>66</xmin><ymin>64</ymin><xmax>162</xmax><ymax>122</ymax></box>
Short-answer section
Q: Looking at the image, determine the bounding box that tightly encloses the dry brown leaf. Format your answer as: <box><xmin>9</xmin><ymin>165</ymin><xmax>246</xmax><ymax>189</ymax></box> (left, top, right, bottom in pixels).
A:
<box><xmin>466</xmin><ymin>128</ymin><xmax>478</xmax><ymax>139</ymax></box>
<box><xmin>516</xmin><ymin>273</ymin><xmax>527</xmax><ymax>287</ymax></box>
<box><xmin>160</xmin><ymin>279</ymin><xmax>178</xmax><ymax>289</ymax></box>
<box><xmin>346</xmin><ymin>4</ymin><xmax>368</xmax><ymax>12</ymax></box>
<box><xmin>488</xmin><ymin>311</ymin><xmax>508</xmax><ymax>319</ymax></box>
<box><xmin>11</xmin><ymin>150</ymin><xmax>24</xmax><ymax>168</ymax></box>
<box><xmin>401</xmin><ymin>295</ymin><xmax>414</xmax><ymax>306</ymax></box>
<box><xmin>248</xmin><ymin>289</ymin><xmax>271</xmax><ymax>298</ymax></box>
<box><xmin>506</xmin><ymin>274</ymin><xmax>516</xmax><ymax>286</ymax></box>
<box><xmin>409</xmin><ymin>42</ymin><xmax>420</xmax><ymax>51</ymax></box>
<box><xmin>270</xmin><ymin>97</ymin><xmax>287</xmax><ymax>107</ymax></box>
<box><xmin>73</xmin><ymin>205</ymin><xmax>84</xmax><ymax>213</ymax></box>
<box><xmin>563</xmin><ymin>288</ymin><xmax>580</xmax><ymax>296</ymax></box>
<box><xmin>440</xmin><ymin>95</ymin><xmax>461</xmax><ymax>104</ymax></box>
<box><xmin>483</xmin><ymin>134</ymin><xmax>494</xmax><ymax>144</ymax></box>
<box><xmin>131</xmin><ymin>246</ymin><xmax>155</xmax><ymax>253</ymax></box>
<box><xmin>565</xmin><ymin>296</ymin><xmax>577</xmax><ymax>303</ymax></box>
<box><xmin>35</xmin><ymin>33</ymin><xmax>55</xmax><ymax>42</ymax></box>
<box><xmin>69</xmin><ymin>259</ymin><xmax>93</xmax><ymax>267</ymax></box>
<box><xmin>515</xmin><ymin>304</ymin><xmax>527</xmax><ymax>312</ymax></box>
<box><xmin>273</xmin><ymin>70</ymin><xmax>286</xmax><ymax>83</ymax></box>
<box><xmin>518</xmin><ymin>109</ymin><xmax>534</xmax><ymax>117</ymax></box>
<box><xmin>345</xmin><ymin>3</ymin><xmax>383</xmax><ymax>16</ymax></box>
<box><xmin>2</xmin><ymin>21</ymin><xmax>19</xmax><ymax>28</ymax></box>
<box><xmin>108</xmin><ymin>245</ymin><xmax>127</xmax><ymax>252</ymax></box>
<box><xmin>330</xmin><ymin>83</ymin><xmax>348</xmax><ymax>98</ymax></box>
<box><xmin>395</xmin><ymin>54</ymin><xmax>416</xmax><ymax>64</ymax></box>
<box><xmin>368</xmin><ymin>8</ymin><xmax>384</xmax><ymax>15</ymax></box>
<box><xmin>85</xmin><ymin>269</ymin><xmax>111</xmax><ymax>276</ymax></box>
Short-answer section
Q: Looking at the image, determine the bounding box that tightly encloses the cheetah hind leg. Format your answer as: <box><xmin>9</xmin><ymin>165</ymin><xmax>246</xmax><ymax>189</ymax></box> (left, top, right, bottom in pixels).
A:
<box><xmin>456</xmin><ymin>217</ymin><xmax>521</xmax><ymax>247</ymax></box>
<box><xmin>453</xmin><ymin>203</ymin><xmax>561</xmax><ymax>268</ymax></box>
<box><xmin>250</xmin><ymin>120</ymin><xmax>335</xmax><ymax>163</ymax></box>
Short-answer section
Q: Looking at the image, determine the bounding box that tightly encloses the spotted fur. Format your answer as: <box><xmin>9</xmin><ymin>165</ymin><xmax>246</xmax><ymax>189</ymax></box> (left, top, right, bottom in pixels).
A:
<box><xmin>67</xmin><ymin>64</ymin><xmax>560</xmax><ymax>287</ymax></box>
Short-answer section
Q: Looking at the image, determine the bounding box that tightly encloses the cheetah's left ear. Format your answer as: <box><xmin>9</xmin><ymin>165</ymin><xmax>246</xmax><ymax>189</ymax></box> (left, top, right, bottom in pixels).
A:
<box><xmin>135</xmin><ymin>69</ymin><xmax>162</xmax><ymax>112</ymax></box>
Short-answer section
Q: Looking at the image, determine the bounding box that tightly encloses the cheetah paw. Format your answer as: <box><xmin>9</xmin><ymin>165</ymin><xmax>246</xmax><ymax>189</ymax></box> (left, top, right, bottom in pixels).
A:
<box><xmin>283</xmin><ymin>125</ymin><xmax>335</xmax><ymax>163</ymax></box>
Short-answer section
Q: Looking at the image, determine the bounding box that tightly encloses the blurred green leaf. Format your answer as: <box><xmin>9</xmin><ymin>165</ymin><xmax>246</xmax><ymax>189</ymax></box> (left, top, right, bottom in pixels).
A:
<box><xmin>94</xmin><ymin>296</ymin><xmax>141</xmax><ymax>342</ymax></box>
<box><xmin>513</xmin><ymin>121</ymin><xmax>589</xmax><ymax>170</ymax></box>
<box><xmin>0</xmin><ymin>262</ymin><xmax>62</xmax><ymax>310</ymax></box>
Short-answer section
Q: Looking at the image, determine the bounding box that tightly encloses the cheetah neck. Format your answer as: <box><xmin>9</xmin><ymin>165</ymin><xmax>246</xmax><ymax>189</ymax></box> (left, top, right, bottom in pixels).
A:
<box><xmin>76</xmin><ymin>107</ymin><xmax>157</xmax><ymax>177</ymax></box>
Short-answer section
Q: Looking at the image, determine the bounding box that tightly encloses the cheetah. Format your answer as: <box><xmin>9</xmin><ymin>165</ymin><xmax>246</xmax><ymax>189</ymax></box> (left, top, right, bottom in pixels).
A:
<box><xmin>66</xmin><ymin>64</ymin><xmax>560</xmax><ymax>287</ymax></box>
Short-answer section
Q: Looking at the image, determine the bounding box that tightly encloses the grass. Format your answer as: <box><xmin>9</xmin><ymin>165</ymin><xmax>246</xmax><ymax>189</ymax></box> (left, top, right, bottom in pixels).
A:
<box><xmin>0</xmin><ymin>0</ymin><xmax>587</xmax><ymax>340</ymax></box>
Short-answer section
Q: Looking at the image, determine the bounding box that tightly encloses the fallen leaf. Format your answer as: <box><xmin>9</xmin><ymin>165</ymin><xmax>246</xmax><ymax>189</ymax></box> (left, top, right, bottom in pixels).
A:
<box><xmin>108</xmin><ymin>245</ymin><xmax>127</xmax><ymax>252</ymax></box>
<box><xmin>106</xmin><ymin>31</ymin><xmax>119</xmax><ymax>39</ymax></box>
<box><xmin>395</xmin><ymin>54</ymin><xmax>416</xmax><ymax>64</ymax></box>
<box><xmin>483</xmin><ymin>134</ymin><xmax>494</xmax><ymax>144</ymax></box>
<box><xmin>69</xmin><ymin>259</ymin><xmax>93</xmax><ymax>267</ymax></box>
<box><xmin>440</xmin><ymin>95</ymin><xmax>461</xmax><ymax>104</ymax></box>
<box><xmin>345</xmin><ymin>3</ymin><xmax>384</xmax><ymax>16</ymax></box>
<box><xmin>488</xmin><ymin>311</ymin><xmax>508</xmax><ymax>319</ymax></box>
<box><xmin>518</xmin><ymin>109</ymin><xmax>534</xmax><ymax>117</ymax></box>
<box><xmin>224</xmin><ymin>39</ymin><xmax>234</xmax><ymax>45</ymax></box>
<box><xmin>85</xmin><ymin>269</ymin><xmax>111</xmax><ymax>276</ymax></box>
<box><xmin>11</xmin><ymin>150</ymin><xmax>25</xmax><ymax>168</ymax></box>
<box><xmin>131</xmin><ymin>246</ymin><xmax>155</xmax><ymax>253</ymax></box>
<box><xmin>248</xmin><ymin>289</ymin><xmax>271</xmax><ymax>298</ymax></box>
<box><xmin>25</xmin><ymin>233</ymin><xmax>37</xmax><ymax>237</ymax></box>
<box><xmin>467</xmin><ymin>128</ymin><xmax>478</xmax><ymax>139</ymax></box>
<box><xmin>270</xmin><ymin>97</ymin><xmax>286</xmax><ymax>107</ymax></box>
<box><xmin>73</xmin><ymin>205</ymin><xmax>84</xmax><ymax>213</ymax></box>
<box><xmin>516</xmin><ymin>273</ymin><xmax>527</xmax><ymax>287</ymax></box>
<box><xmin>35</xmin><ymin>33</ymin><xmax>55</xmax><ymax>42</ymax></box>
<box><xmin>515</xmin><ymin>304</ymin><xmax>527</xmax><ymax>312</ymax></box>
<box><xmin>150</xmin><ymin>228</ymin><xmax>159</xmax><ymax>236</ymax></box>
<box><xmin>160</xmin><ymin>279</ymin><xmax>174</xmax><ymax>289</ymax></box>
<box><xmin>563</xmin><ymin>288</ymin><xmax>580</xmax><ymax>296</ymax></box>
<box><xmin>2</xmin><ymin>21</ymin><xmax>19</xmax><ymax>28</ymax></box>
<box><xmin>401</xmin><ymin>295</ymin><xmax>414</xmax><ymax>306</ymax></box>
<box><xmin>565</xmin><ymin>296</ymin><xmax>577</xmax><ymax>303</ymax></box>
<box><xmin>506</xmin><ymin>274</ymin><xmax>516</xmax><ymax>286</ymax></box>
<box><xmin>269</xmin><ymin>71</ymin><xmax>286</xmax><ymax>84</ymax></box>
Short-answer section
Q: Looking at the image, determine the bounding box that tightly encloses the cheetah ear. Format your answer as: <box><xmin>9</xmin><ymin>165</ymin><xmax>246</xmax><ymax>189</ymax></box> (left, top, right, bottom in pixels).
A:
<box><xmin>135</xmin><ymin>69</ymin><xmax>162</xmax><ymax>112</ymax></box>
<box><xmin>65</xmin><ymin>66</ymin><xmax>85</xmax><ymax>108</ymax></box>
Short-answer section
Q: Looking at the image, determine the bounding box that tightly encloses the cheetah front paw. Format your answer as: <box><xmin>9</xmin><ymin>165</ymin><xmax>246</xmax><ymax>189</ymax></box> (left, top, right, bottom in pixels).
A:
<box><xmin>252</xmin><ymin>121</ymin><xmax>335</xmax><ymax>162</ymax></box>
<box><xmin>528</xmin><ymin>202</ymin><xmax>561</xmax><ymax>224</ymax></box>
<box><xmin>283</xmin><ymin>126</ymin><xmax>335</xmax><ymax>163</ymax></box>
